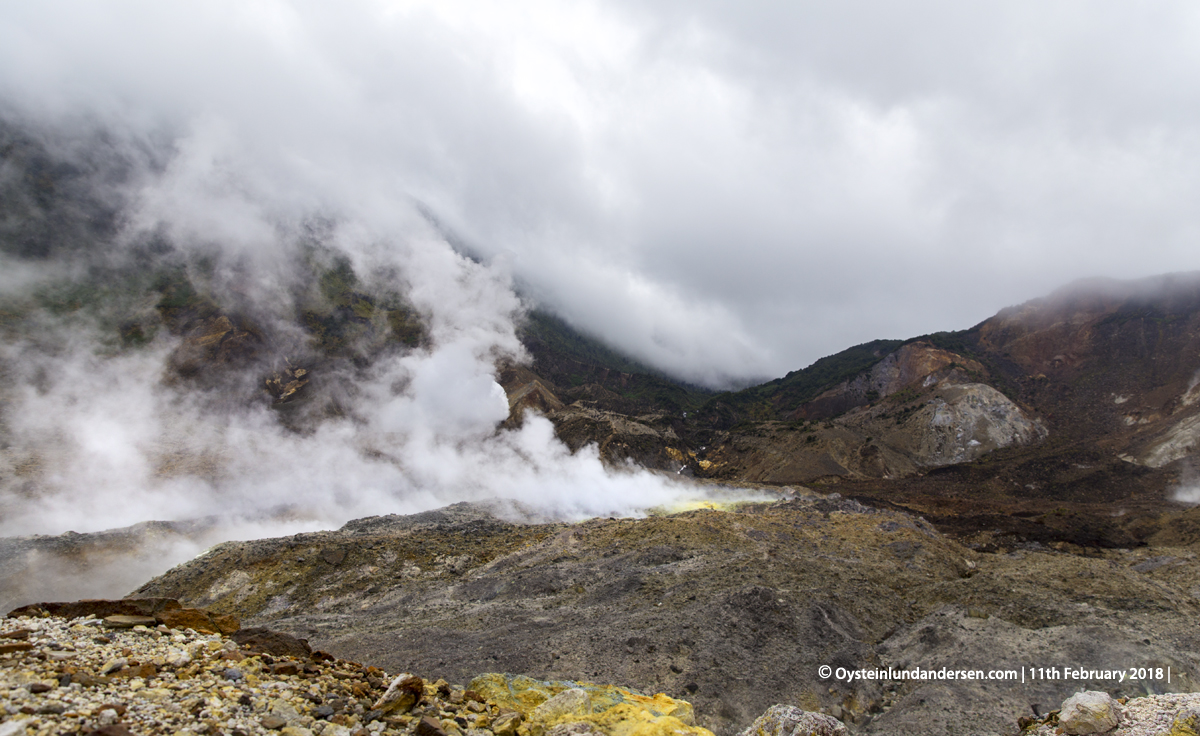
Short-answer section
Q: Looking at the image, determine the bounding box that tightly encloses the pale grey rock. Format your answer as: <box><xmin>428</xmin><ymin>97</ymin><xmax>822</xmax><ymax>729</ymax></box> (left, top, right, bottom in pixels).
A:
<box><xmin>737</xmin><ymin>704</ymin><xmax>846</xmax><ymax>736</ymax></box>
<box><xmin>270</xmin><ymin>697</ymin><xmax>304</xmax><ymax>725</ymax></box>
<box><xmin>531</xmin><ymin>688</ymin><xmax>592</xmax><ymax>721</ymax></box>
<box><xmin>1058</xmin><ymin>691</ymin><xmax>1119</xmax><ymax>735</ymax></box>
<box><xmin>546</xmin><ymin>723</ymin><xmax>604</xmax><ymax>736</ymax></box>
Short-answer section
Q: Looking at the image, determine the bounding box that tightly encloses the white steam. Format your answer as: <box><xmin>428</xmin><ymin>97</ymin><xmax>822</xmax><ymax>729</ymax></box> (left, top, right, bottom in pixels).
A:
<box><xmin>0</xmin><ymin>121</ymin><xmax>727</xmax><ymax>546</ymax></box>
<box><xmin>1172</xmin><ymin>462</ymin><xmax>1200</xmax><ymax>505</ymax></box>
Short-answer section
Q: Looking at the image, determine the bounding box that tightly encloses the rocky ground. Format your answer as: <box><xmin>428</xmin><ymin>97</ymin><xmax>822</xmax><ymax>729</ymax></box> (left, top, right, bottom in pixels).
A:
<box><xmin>5</xmin><ymin>606</ymin><xmax>1200</xmax><ymax>736</ymax></box>
<box><xmin>0</xmin><ymin>605</ymin><xmax>713</xmax><ymax>736</ymax></box>
<box><xmin>110</xmin><ymin>496</ymin><xmax>1200</xmax><ymax>736</ymax></box>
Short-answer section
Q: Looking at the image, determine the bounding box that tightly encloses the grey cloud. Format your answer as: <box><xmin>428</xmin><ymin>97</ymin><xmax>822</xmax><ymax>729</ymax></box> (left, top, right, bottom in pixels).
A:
<box><xmin>3</xmin><ymin>0</ymin><xmax>1200</xmax><ymax>385</ymax></box>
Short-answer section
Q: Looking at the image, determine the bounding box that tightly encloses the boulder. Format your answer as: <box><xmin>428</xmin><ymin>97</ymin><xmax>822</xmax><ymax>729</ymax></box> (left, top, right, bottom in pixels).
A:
<box><xmin>372</xmin><ymin>673</ymin><xmax>424</xmax><ymax>714</ymax></box>
<box><xmin>155</xmin><ymin>607</ymin><xmax>240</xmax><ymax>635</ymax></box>
<box><xmin>736</xmin><ymin>705</ymin><xmax>846</xmax><ymax>736</ymax></box>
<box><xmin>1058</xmin><ymin>691</ymin><xmax>1119</xmax><ymax>735</ymax></box>
<box><xmin>7</xmin><ymin>598</ymin><xmax>181</xmax><ymax>620</ymax></box>
<box><xmin>231</xmin><ymin>627</ymin><xmax>312</xmax><ymax>658</ymax></box>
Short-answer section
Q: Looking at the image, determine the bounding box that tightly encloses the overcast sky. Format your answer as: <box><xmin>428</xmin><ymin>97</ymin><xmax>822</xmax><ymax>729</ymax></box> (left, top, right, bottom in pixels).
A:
<box><xmin>3</xmin><ymin>1</ymin><xmax>1200</xmax><ymax>386</ymax></box>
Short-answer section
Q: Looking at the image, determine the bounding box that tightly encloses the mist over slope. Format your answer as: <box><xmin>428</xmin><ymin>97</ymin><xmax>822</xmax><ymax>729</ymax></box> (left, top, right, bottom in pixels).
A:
<box><xmin>0</xmin><ymin>115</ymin><xmax>727</xmax><ymax>545</ymax></box>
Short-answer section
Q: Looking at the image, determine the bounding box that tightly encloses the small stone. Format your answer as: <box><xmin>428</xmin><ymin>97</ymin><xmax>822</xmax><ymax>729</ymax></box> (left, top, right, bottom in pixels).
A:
<box><xmin>546</xmin><ymin>724</ymin><xmax>603</xmax><ymax>736</ymax></box>
<box><xmin>0</xmin><ymin>642</ymin><xmax>33</xmax><ymax>654</ymax></box>
<box><xmin>86</xmin><ymin>725</ymin><xmax>136</xmax><ymax>736</ymax></box>
<box><xmin>28</xmin><ymin>681</ymin><xmax>54</xmax><ymax>693</ymax></box>
<box><xmin>262</xmin><ymin>716</ymin><xmax>289</xmax><ymax>730</ymax></box>
<box><xmin>1058</xmin><ymin>691</ymin><xmax>1119</xmax><ymax>735</ymax></box>
<box><xmin>269</xmin><ymin>700</ymin><xmax>304</xmax><ymax>725</ymax></box>
<box><xmin>490</xmin><ymin>712</ymin><xmax>522</xmax><ymax>736</ymax></box>
<box><xmin>103</xmin><ymin>615</ymin><xmax>158</xmax><ymax>629</ymax></box>
<box><xmin>317</xmin><ymin>705</ymin><xmax>336</xmax><ymax>719</ymax></box>
<box><xmin>0</xmin><ymin>628</ymin><xmax>32</xmax><ymax>639</ymax></box>
<box><xmin>112</xmin><ymin>662</ymin><xmax>157</xmax><ymax>679</ymax></box>
<box><xmin>100</xmin><ymin>657</ymin><xmax>128</xmax><ymax>675</ymax></box>
<box><xmin>416</xmin><ymin>715</ymin><xmax>448</xmax><ymax>736</ymax></box>
<box><xmin>272</xmin><ymin>662</ymin><xmax>301</xmax><ymax>676</ymax></box>
<box><xmin>223</xmin><ymin>667</ymin><xmax>244</xmax><ymax>681</ymax></box>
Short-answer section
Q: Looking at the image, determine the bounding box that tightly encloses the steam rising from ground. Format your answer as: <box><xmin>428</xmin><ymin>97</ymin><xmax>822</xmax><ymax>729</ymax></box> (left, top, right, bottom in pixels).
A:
<box><xmin>0</xmin><ymin>119</ymin><xmax>755</xmax><ymax>562</ymax></box>
<box><xmin>1172</xmin><ymin>462</ymin><xmax>1200</xmax><ymax>505</ymax></box>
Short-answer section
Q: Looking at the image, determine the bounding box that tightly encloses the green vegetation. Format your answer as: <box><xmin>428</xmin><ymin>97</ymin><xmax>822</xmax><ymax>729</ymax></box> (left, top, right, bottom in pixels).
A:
<box><xmin>695</xmin><ymin>339</ymin><xmax>905</xmax><ymax>426</ymax></box>
<box><xmin>300</xmin><ymin>252</ymin><xmax>428</xmax><ymax>356</ymax></box>
<box><xmin>520</xmin><ymin>310</ymin><xmax>660</xmax><ymax>377</ymax></box>
<box><xmin>518</xmin><ymin>310</ymin><xmax>712</xmax><ymax>414</ymax></box>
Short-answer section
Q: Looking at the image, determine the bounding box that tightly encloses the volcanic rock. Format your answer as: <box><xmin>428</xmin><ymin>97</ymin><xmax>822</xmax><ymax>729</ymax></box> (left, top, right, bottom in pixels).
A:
<box><xmin>129</xmin><ymin>500</ymin><xmax>1200</xmax><ymax>735</ymax></box>
<box><xmin>1057</xmin><ymin>691</ymin><xmax>1119</xmax><ymax>734</ymax></box>
<box><xmin>736</xmin><ymin>705</ymin><xmax>846</xmax><ymax>736</ymax></box>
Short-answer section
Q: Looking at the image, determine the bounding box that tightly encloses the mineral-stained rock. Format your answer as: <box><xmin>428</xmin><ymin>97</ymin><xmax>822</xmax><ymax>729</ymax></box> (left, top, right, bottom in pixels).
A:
<box><xmin>469</xmin><ymin>674</ymin><xmax>707</xmax><ymax>736</ymax></box>
<box><xmin>372</xmin><ymin>673</ymin><xmax>424</xmax><ymax>713</ymax></box>
<box><xmin>1170</xmin><ymin>707</ymin><xmax>1200</xmax><ymax>736</ymax></box>
<box><xmin>546</xmin><ymin>724</ymin><xmax>605</xmax><ymax>736</ymax></box>
<box><xmin>736</xmin><ymin>705</ymin><xmax>846</xmax><ymax>736</ymax></box>
<box><xmin>470</xmin><ymin>674</ymin><xmax>696</xmax><ymax>725</ymax></box>
<box><xmin>491</xmin><ymin>712</ymin><xmax>523</xmax><ymax>736</ymax></box>
<box><xmin>155</xmin><ymin>607</ymin><xmax>240</xmax><ymax>634</ymax></box>
<box><xmin>1058</xmin><ymin>691</ymin><xmax>1119</xmax><ymax>735</ymax></box>
<box><xmin>531</xmin><ymin>688</ymin><xmax>593</xmax><ymax>721</ymax></box>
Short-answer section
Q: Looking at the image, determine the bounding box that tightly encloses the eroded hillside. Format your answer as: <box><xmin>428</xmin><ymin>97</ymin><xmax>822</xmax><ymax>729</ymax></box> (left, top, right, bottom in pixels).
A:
<box><xmin>129</xmin><ymin>498</ymin><xmax>1200</xmax><ymax>736</ymax></box>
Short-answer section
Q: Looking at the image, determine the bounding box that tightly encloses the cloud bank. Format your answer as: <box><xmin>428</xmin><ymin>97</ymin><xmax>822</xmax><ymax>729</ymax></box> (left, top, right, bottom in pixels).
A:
<box><xmin>3</xmin><ymin>1</ymin><xmax>1199</xmax><ymax>386</ymax></box>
